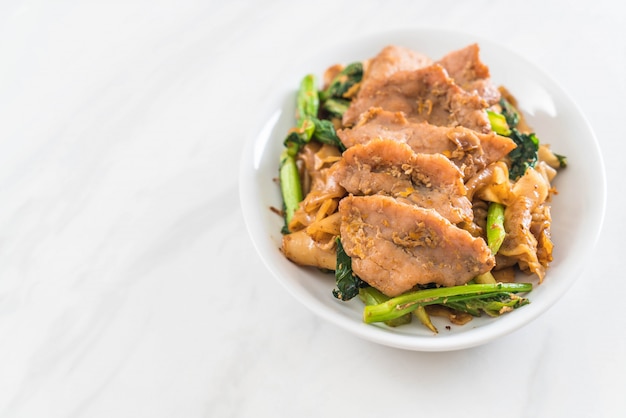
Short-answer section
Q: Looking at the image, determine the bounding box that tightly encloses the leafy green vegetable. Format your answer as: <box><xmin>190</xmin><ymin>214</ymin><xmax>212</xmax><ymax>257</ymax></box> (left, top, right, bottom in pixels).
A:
<box><xmin>312</xmin><ymin>118</ymin><xmax>346</xmax><ymax>151</ymax></box>
<box><xmin>320</xmin><ymin>62</ymin><xmax>363</xmax><ymax>101</ymax></box>
<box><xmin>508</xmin><ymin>129</ymin><xmax>539</xmax><ymax>180</ymax></box>
<box><xmin>555</xmin><ymin>152</ymin><xmax>568</xmax><ymax>168</ymax></box>
<box><xmin>333</xmin><ymin>238</ymin><xmax>366</xmax><ymax>301</ymax></box>
<box><xmin>284</xmin><ymin>113</ymin><xmax>345</xmax><ymax>154</ymax></box>
<box><xmin>283</xmin><ymin>120</ymin><xmax>315</xmax><ymax>156</ymax></box>
<box><xmin>362</xmin><ymin>282</ymin><xmax>532</xmax><ymax>324</ymax></box>
<box><xmin>444</xmin><ymin>292</ymin><xmax>530</xmax><ymax>317</ymax></box>
<box><xmin>499</xmin><ymin>98</ymin><xmax>520</xmax><ymax>129</ymax></box>
<box><xmin>279</xmin><ymin>74</ymin><xmax>321</xmax><ymax>231</ymax></box>
<box><xmin>280</xmin><ymin>73</ymin><xmax>346</xmax><ymax>232</ymax></box>
<box><xmin>494</xmin><ymin>98</ymin><xmax>539</xmax><ymax>180</ymax></box>
<box><xmin>486</xmin><ymin>202</ymin><xmax>506</xmax><ymax>255</ymax></box>
<box><xmin>282</xmin><ymin>74</ymin><xmax>346</xmax><ymax>154</ymax></box>
<box><xmin>322</xmin><ymin>97</ymin><xmax>351</xmax><ymax>118</ymax></box>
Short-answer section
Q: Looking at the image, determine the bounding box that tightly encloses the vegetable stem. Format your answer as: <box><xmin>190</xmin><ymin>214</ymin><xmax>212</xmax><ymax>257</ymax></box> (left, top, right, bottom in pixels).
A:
<box><xmin>487</xmin><ymin>110</ymin><xmax>511</xmax><ymax>136</ymax></box>
<box><xmin>279</xmin><ymin>74</ymin><xmax>319</xmax><ymax>230</ymax></box>
<box><xmin>486</xmin><ymin>202</ymin><xmax>506</xmax><ymax>255</ymax></box>
<box><xmin>474</xmin><ymin>271</ymin><xmax>497</xmax><ymax>284</ymax></box>
<box><xmin>414</xmin><ymin>305</ymin><xmax>437</xmax><ymax>333</ymax></box>
<box><xmin>359</xmin><ymin>287</ymin><xmax>411</xmax><ymax>327</ymax></box>
<box><xmin>363</xmin><ymin>283</ymin><xmax>532</xmax><ymax>324</ymax></box>
<box><xmin>322</xmin><ymin>97</ymin><xmax>350</xmax><ymax>118</ymax></box>
<box><xmin>279</xmin><ymin>149</ymin><xmax>303</xmax><ymax>228</ymax></box>
<box><xmin>296</xmin><ymin>74</ymin><xmax>319</xmax><ymax>123</ymax></box>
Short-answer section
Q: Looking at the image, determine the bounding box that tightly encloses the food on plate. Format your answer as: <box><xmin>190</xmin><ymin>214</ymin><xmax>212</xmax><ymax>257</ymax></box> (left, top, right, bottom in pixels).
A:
<box><xmin>275</xmin><ymin>43</ymin><xmax>567</xmax><ymax>333</ymax></box>
<box><xmin>338</xmin><ymin>107</ymin><xmax>516</xmax><ymax>179</ymax></box>
<box><xmin>339</xmin><ymin>194</ymin><xmax>494</xmax><ymax>295</ymax></box>
<box><xmin>333</xmin><ymin>139</ymin><xmax>473</xmax><ymax>224</ymax></box>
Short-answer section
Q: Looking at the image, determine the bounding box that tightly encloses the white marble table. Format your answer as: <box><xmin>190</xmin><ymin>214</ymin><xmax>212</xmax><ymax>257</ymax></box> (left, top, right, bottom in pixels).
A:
<box><xmin>0</xmin><ymin>1</ymin><xmax>623</xmax><ymax>417</ymax></box>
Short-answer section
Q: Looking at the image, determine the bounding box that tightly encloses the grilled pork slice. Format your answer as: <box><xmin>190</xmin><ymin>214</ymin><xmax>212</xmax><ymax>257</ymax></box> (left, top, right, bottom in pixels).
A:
<box><xmin>332</xmin><ymin>138</ymin><xmax>472</xmax><ymax>224</ymax></box>
<box><xmin>342</xmin><ymin>64</ymin><xmax>490</xmax><ymax>132</ymax></box>
<box><xmin>437</xmin><ymin>43</ymin><xmax>500</xmax><ymax>105</ymax></box>
<box><xmin>360</xmin><ymin>45</ymin><xmax>433</xmax><ymax>91</ymax></box>
<box><xmin>338</xmin><ymin>108</ymin><xmax>516</xmax><ymax>178</ymax></box>
<box><xmin>339</xmin><ymin>195</ymin><xmax>495</xmax><ymax>296</ymax></box>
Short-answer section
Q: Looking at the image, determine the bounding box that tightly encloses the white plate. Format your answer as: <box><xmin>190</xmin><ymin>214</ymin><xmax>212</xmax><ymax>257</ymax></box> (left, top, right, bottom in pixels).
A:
<box><xmin>239</xmin><ymin>28</ymin><xmax>606</xmax><ymax>351</ymax></box>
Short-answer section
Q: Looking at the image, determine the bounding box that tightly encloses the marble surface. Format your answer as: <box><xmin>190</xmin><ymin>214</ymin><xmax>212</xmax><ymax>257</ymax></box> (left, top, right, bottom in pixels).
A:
<box><xmin>0</xmin><ymin>0</ymin><xmax>623</xmax><ymax>417</ymax></box>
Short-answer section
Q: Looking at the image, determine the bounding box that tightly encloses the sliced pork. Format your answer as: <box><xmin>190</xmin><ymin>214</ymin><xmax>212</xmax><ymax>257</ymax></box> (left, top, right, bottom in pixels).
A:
<box><xmin>437</xmin><ymin>43</ymin><xmax>501</xmax><ymax>105</ymax></box>
<box><xmin>339</xmin><ymin>195</ymin><xmax>495</xmax><ymax>296</ymax></box>
<box><xmin>332</xmin><ymin>138</ymin><xmax>472</xmax><ymax>224</ymax></box>
<box><xmin>360</xmin><ymin>45</ymin><xmax>433</xmax><ymax>90</ymax></box>
<box><xmin>338</xmin><ymin>108</ymin><xmax>516</xmax><ymax>178</ymax></box>
<box><xmin>342</xmin><ymin>64</ymin><xmax>490</xmax><ymax>132</ymax></box>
